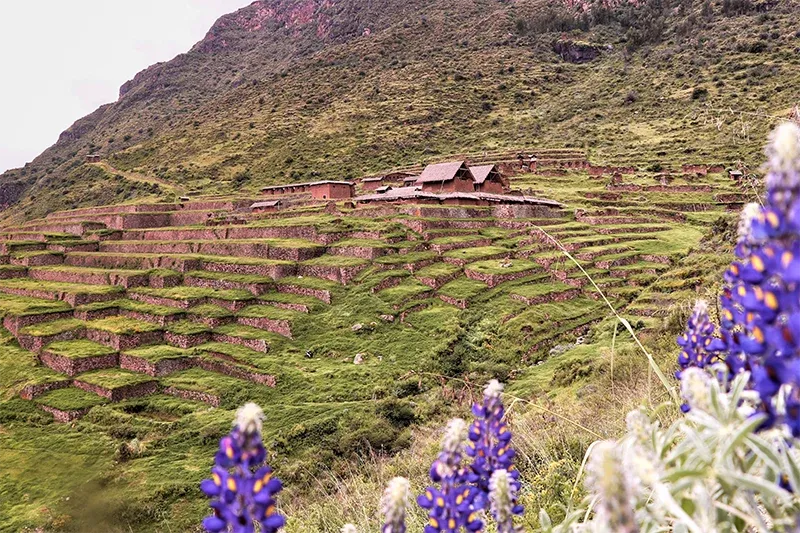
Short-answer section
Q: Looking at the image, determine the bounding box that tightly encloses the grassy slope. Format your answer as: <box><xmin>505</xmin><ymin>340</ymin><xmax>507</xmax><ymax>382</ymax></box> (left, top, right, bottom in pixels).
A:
<box><xmin>0</xmin><ymin>0</ymin><xmax>798</xmax><ymax>221</ymax></box>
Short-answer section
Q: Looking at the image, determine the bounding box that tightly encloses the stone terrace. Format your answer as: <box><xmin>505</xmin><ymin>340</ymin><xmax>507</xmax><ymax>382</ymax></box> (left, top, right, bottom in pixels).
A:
<box><xmin>0</xmin><ymin>163</ymin><xmax>745</xmax><ymax>421</ymax></box>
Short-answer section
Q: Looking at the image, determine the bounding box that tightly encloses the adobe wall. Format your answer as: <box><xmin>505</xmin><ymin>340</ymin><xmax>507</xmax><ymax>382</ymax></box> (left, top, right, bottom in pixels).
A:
<box><xmin>478</xmin><ymin>181</ymin><xmax>505</xmax><ymax>194</ymax></box>
<box><xmin>169</xmin><ymin>211</ymin><xmax>215</xmax><ymax>227</ymax></box>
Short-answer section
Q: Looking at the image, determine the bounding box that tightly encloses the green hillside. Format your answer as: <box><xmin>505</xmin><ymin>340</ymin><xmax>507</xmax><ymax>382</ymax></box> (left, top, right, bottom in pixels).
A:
<box><xmin>0</xmin><ymin>0</ymin><xmax>797</xmax><ymax>222</ymax></box>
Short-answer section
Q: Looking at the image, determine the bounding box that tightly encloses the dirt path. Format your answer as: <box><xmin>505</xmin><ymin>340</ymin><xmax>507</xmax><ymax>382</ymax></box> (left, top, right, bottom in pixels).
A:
<box><xmin>93</xmin><ymin>161</ymin><xmax>188</xmax><ymax>196</ymax></box>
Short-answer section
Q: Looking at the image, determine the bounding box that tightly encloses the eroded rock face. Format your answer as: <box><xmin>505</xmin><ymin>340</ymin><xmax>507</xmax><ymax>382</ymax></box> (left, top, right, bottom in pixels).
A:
<box><xmin>553</xmin><ymin>40</ymin><xmax>603</xmax><ymax>63</ymax></box>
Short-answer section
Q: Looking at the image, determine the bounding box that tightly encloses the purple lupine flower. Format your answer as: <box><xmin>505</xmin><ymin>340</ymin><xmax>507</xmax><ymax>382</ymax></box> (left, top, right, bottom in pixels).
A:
<box><xmin>201</xmin><ymin>403</ymin><xmax>285</xmax><ymax>533</ymax></box>
<box><xmin>676</xmin><ymin>299</ymin><xmax>726</xmax><ymax>378</ymax></box>
<box><xmin>417</xmin><ymin>418</ymin><xmax>483</xmax><ymax>533</ymax></box>
<box><xmin>466</xmin><ymin>379</ymin><xmax>521</xmax><ymax>515</ymax></box>
<box><xmin>712</xmin><ymin>122</ymin><xmax>800</xmax><ymax>435</ymax></box>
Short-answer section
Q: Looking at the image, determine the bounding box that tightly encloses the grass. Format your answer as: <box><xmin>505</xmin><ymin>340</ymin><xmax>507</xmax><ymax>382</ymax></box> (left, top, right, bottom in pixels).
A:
<box><xmin>35</xmin><ymin>387</ymin><xmax>108</xmax><ymax>411</ymax></box>
<box><xmin>442</xmin><ymin>246</ymin><xmax>509</xmax><ymax>261</ymax></box>
<box><xmin>373</xmin><ymin>251</ymin><xmax>437</xmax><ymax>266</ymax></box>
<box><xmin>437</xmin><ymin>278</ymin><xmax>487</xmax><ymax>299</ymax></box>
<box><xmin>377</xmin><ymin>280</ymin><xmax>432</xmax><ymax>305</ymax></box>
<box><xmin>19</xmin><ymin>319</ymin><xmax>84</xmax><ymax>337</ymax></box>
<box><xmin>87</xmin><ymin>317</ymin><xmax>161</xmax><ymax>335</ymax></box>
<box><xmin>166</xmin><ymin>321</ymin><xmax>211</xmax><ymax>336</ymax></box>
<box><xmin>509</xmin><ymin>281</ymin><xmax>575</xmax><ymax>299</ymax></box>
<box><xmin>186</xmin><ymin>304</ymin><xmax>234</xmax><ymax>319</ymax></box>
<box><xmin>122</xmin><ymin>345</ymin><xmax>196</xmax><ymax>363</ymax></box>
<box><xmin>186</xmin><ymin>270</ymin><xmax>274</xmax><ymax>284</ymax></box>
<box><xmin>0</xmin><ymin>279</ymin><xmax>124</xmax><ymax>295</ymax></box>
<box><xmin>301</xmin><ymin>255</ymin><xmax>370</xmax><ymax>267</ymax></box>
<box><xmin>275</xmin><ymin>276</ymin><xmax>339</xmax><ymax>291</ymax></box>
<box><xmin>45</xmin><ymin>340</ymin><xmax>116</xmax><ymax>358</ymax></box>
<box><xmin>465</xmin><ymin>259</ymin><xmax>539</xmax><ymax>275</ymax></box>
<box><xmin>131</xmin><ymin>286</ymin><xmax>254</xmax><ymax>302</ymax></box>
<box><xmin>0</xmin><ymin>293</ymin><xmax>72</xmax><ymax>316</ymax></box>
<box><xmin>413</xmin><ymin>262</ymin><xmax>462</xmax><ymax>279</ymax></box>
<box><xmin>237</xmin><ymin>305</ymin><xmax>297</xmax><ymax>321</ymax></box>
<box><xmin>213</xmin><ymin>323</ymin><xmax>280</xmax><ymax>341</ymax></box>
<box><xmin>75</xmin><ymin>368</ymin><xmax>156</xmax><ymax>389</ymax></box>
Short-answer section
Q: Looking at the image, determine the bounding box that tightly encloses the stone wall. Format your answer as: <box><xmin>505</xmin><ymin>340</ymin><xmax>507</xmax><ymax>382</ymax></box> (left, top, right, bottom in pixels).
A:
<box><xmin>297</xmin><ymin>263</ymin><xmax>366</xmax><ymax>285</ymax></box>
<box><xmin>40</xmin><ymin>404</ymin><xmax>90</xmax><ymax>423</ymax></box>
<box><xmin>202</xmin><ymin>260</ymin><xmax>297</xmax><ymax>280</ymax></box>
<box><xmin>17</xmin><ymin>327</ymin><xmax>85</xmax><ymax>354</ymax></box>
<box><xmin>236</xmin><ymin>317</ymin><xmax>292</xmax><ymax>339</ymax></box>
<box><xmin>165</xmin><ymin>331</ymin><xmax>212</xmax><ymax>348</ymax></box>
<box><xmin>276</xmin><ymin>284</ymin><xmax>331</xmax><ymax>304</ymax></box>
<box><xmin>184</xmin><ymin>275</ymin><xmax>272</xmax><ymax>296</ymax></box>
<box><xmin>464</xmin><ymin>267</ymin><xmax>535</xmax><ymax>288</ymax></box>
<box><xmin>39</xmin><ymin>352</ymin><xmax>119</xmax><ymax>376</ymax></box>
<box><xmin>163</xmin><ymin>386</ymin><xmax>220</xmax><ymax>407</ymax></box>
<box><xmin>198</xmin><ymin>356</ymin><xmax>277</xmax><ymax>387</ymax></box>
<box><xmin>438</xmin><ymin>294</ymin><xmax>468</xmax><ymax>309</ymax></box>
<box><xmin>509</xmin><ymin>288</ymin><xmax>579</xmax><ymax>305</ymax></box>
<box><xmin>3</xmin><ymin>310</ymin><xmax>74</xmax><ymax>336</ymax></box>
<box><xmin>85</xmin><ymin>329</ymin><xmax>164</xmax><ymax>351</ymax></box>
<box><xmin>119</xmin><ymin>353</ymin><xmax>195</xmax><ymax>377</ymax></box>
<box><xmin>73</xmin><ymin>379</ymin><xmax>159</xmax><ymax>401</ymax></box>
<box><xmin>211</xmin><ymin>333</ymin><xmax>269</xmax><ymax>353</ymax></box>
<box><xmin>19</xmin><ymin>379</ymin><xmax>71</xmax><ymax>400</ymax></box>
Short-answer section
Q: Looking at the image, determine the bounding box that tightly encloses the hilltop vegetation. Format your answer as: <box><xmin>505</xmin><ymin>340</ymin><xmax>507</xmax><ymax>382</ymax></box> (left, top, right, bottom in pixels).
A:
<box><xmin>0</xmin><ymin>0</ymin><xmax>798</xmax><ymax>220</ymax></box>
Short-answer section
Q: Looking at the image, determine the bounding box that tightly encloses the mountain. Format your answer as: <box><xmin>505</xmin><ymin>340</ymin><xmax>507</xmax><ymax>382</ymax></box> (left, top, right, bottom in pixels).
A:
<box><xmin>0</xmin><ymin>0</ymin><xmax>797</xmax><ymax>221</ymax></box>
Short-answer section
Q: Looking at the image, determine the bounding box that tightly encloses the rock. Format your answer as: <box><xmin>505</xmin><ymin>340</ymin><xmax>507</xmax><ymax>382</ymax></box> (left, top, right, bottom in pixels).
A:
<box><xmin>353</xmin><ymin>353</ymin><xmax>364</xmax><ymax>365</ymax></box>
<box><xmin>351</xmin><ymin>323</ymin><xmax>364</xmax><ymax>332</ymax></box>
<box><xmin>380</xmin><ymin>314</ymin><xmax>395</xmax><ymax>322</ymax></box>
<box><xmin>553</xmin><ymin>40</ymin><xmax>603</xmax><ymax>63</ymax></box>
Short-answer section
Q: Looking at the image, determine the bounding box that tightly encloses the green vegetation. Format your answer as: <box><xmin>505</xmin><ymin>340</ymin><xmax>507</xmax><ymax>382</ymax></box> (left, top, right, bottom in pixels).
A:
<box><xmin>414</xmin><ymin>262</ymin><xmax>462</xmax><ymax>279</ymax></box>
<box><xmin>122</xmin><ymin>345</ymin><xmax>195</xmax><ymax>363</ymax></box>
<box><xmin>0</xmin><ymin>279</ymin><xmax>124</xmax><ymax>295</ymax></box>
<box><xmin>443</xmin><ymin>246</ymin><xmax>508</xmax><ymax>261</ymax></box>
<box><xmin>438</xmin><ymin>278</ymin><xmax>488</xmax><ymax>300</ymax></box>
<box><xmin>35</xmin><ymin>387</ymin><xmax>108</xmax><ymax>411</ymax></box>
<box><xmin>45</xmin><ymin>340</ymin><xmax>116</xmax><ymax>359</ymax></box>
<box><xmin>0</xmin><ymin>293</ymin><xmax>71</xmax><ymax>317</ymax></box>
<box><xmin>166</xmin><ymin>321</ymin><xmax>211</xmax><ymax>336</ymax></box>
<box><xmin>186</xmin><ymin>304</ymin><xmax>233</xmax><ymax>319</ymax></box>
<box><xmin>301</xmin><ymin>255</ymin><xmax>370</xmax><ymax>267</ymax></box>
<box><xmin>186</xmin><ymin>270</ymin><xmax>273</xmax><ymax>285</ymax></box>
<box><xmin>87</xmin><ymin>317</ymin><xmax>161</xmax><ymax>335</ymax></box>
<box><xmin>237</xmin><ymin>305</ymin><xmax>297</xmax><ymax>321</ymax></box>
<box><xmin>75</xmin><ymin>368</ymin><xmax>155</xmax><ymax>389</ymax></box>
<box><xmin>19</xmin><ymin>319</ymin><xmax>84</xmax><ymax>337</ymax></box>
<box><xmin>509</xmin><ymin>281</ymin><xmax>575</xmax><ymax>299</ymax></box>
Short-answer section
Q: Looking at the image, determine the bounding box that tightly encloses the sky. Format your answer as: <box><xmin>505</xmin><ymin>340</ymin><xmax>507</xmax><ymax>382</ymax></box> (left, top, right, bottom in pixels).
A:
<box><xmin>0</xmin><ymin>0</ymin><xmax>252</xmax><ymax>174</ymax></box>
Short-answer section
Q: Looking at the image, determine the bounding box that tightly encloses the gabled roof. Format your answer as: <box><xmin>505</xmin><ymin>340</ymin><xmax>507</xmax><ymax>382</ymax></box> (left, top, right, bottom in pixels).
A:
<box><xmin>251</xmin><ymin>200</ymin><xmax>282</xmax><ymax>208</ymax></box>
<box><xmin>416</xmin><ymin>161</ymin><xmax>474</xmax><ymax>184</ymax></box>
<box><xmin>362</xmin><ymin>177</ymin><xmax>384</xmax><ymax>183</ymax></box>
<box><xmin>403</xmin><ymin>175</ymin><xmax>419</xmax><ymax>182</ymax></box>
<box><xmin>376</xmin><ymin>186</ymin><xmax>393</xmax><ymax>193</ymax></box>
<box><xmin>470</xmin><ymin>164</ymin><xmax>501</xmax><ymax>185</ymax></box>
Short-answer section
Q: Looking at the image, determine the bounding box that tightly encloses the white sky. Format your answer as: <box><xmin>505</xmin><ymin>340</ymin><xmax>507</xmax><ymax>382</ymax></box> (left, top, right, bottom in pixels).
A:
<box><xmin>0</xmin><ymin>0</ymin><xmax>252</xmax><ymax>174</ymax></box>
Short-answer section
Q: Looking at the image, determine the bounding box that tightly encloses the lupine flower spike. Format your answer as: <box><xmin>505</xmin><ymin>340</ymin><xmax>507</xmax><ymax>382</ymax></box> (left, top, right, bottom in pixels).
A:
<box><xmin>417</xmin><ymin>418</ymin><xmax>483</xmax><ymax>532</ymax></box>
<box><xmin>488</xmin><ymin>469</ymin><xmax>523</xmax><ymax>533</ymax></box>
<box><xmin>200</xmin><ymin>403</ymin><xmax>285</xmax><ymax>533</ymax></box>
<box><xmin>676</xmin><ymin>300</ymin><xmax>725</xmax><ymax>378</ymax></box>
<box><xmin>466</xmin><ymin>379</ymin><xmax>521</xmax><ymax>515</ymax></box>
<box><xmin>381</xmin><ymin>477</ymin><xmax>410</xmax><ymax>533</ymax></box>
<box><xmin>709</xmin><ymin>121</ymin><xmax>800</xmax><ymax>436</ymax></box>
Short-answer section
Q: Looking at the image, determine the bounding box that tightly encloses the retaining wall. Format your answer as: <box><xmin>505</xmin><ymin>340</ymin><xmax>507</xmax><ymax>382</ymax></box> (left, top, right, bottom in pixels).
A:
<box><xmin>85</xmin><ymin>329</ymin><xmax>164</xmax><ymax>351</ymax></box>
<box><xmin>39</xmin><ymin>352</ymin><xmax>119</xmax><ymax>376</ymax></box>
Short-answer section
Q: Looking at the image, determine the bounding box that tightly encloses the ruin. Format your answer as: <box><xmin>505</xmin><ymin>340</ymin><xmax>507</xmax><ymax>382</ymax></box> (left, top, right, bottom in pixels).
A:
<box><xmin>260</xmin><ymin>180</ymin><xmax>355</xmax><ymax>199</ymax></box>
<box><xmin>250</xmin><ymin>200</ymin><xmax>282</xmax><ymax>213</ymax></box>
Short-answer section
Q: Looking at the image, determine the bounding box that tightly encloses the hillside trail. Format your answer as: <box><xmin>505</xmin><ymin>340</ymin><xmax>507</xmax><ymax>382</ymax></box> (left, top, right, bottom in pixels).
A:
<box><xmin>93</xmin><ymin>161</ymin><xmax>188</xmax><ymax>197</ymax></box>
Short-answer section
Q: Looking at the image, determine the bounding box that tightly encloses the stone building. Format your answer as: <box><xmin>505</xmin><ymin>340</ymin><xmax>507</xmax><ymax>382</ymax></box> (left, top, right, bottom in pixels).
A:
<box><xmin>415</xmin><ymin>161</ymin><xmax>475</xmax><ymax>193</ymax></box>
